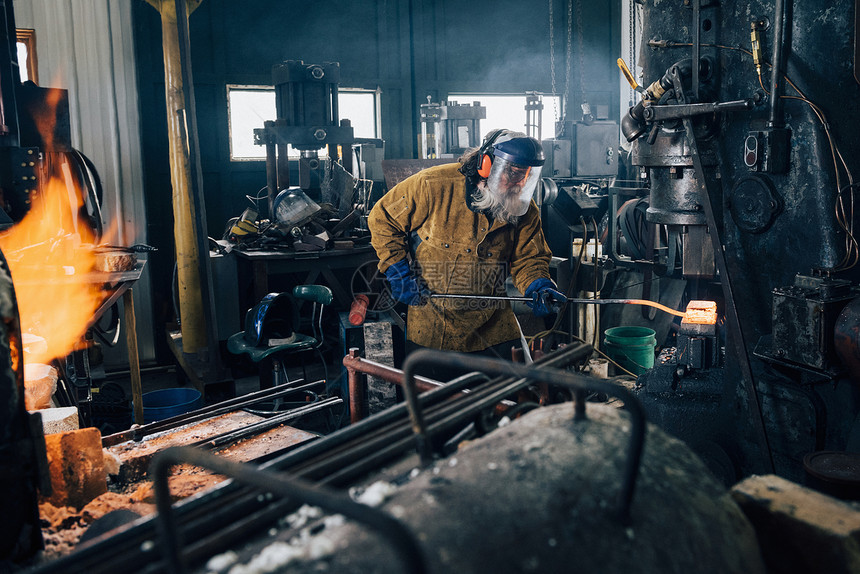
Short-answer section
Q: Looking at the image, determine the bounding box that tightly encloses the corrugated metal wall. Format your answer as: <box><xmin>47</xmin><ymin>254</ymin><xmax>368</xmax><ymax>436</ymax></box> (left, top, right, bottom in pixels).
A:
<box><xmin>13</xmin><ymin>0</ymin><xmax>155</xmax><ymax>367</ymax></box>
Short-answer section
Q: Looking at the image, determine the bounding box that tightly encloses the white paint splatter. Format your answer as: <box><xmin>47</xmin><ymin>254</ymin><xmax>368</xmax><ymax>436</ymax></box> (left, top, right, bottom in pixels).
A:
<box><xmin>353</xmin><ymin>481</ymin><xmax>397</xmax><ymax>506</ymax></box>
<box><xmin>206</xmin><ymin>550</ymin><xmax>238</xmax><ymax>572</ymax></box>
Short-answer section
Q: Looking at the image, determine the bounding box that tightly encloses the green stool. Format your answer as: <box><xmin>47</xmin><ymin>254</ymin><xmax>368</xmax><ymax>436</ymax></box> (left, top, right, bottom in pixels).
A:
<box><xmin>228</xmin><ymin>285</ymin><xmax>333</xmax><ymax>388</ymax></box>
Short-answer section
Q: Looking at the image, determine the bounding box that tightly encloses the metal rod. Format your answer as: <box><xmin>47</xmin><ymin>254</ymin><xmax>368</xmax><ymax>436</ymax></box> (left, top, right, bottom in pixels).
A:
<box><xmin>768</xmin><ymin>0</ymin><xmax>787</xmax><ymax>127</ymax></box>
<box><xmin>345</xmin><ymin>348</ymin><xmax>443</xmax><ymax>423</ymax></box>
<box><xmin>642</xmin><ymin>99</ymin><xmax>753</xmax><ymax>121</ymax></box>
<box><xmin>344</xmin><ymin>350</ymin><xmax>444</xmax><ymax>391</ymax></box>
<box><xmin>346</xmin><ymin>355</ymin><xmax>365</xmax><ymax>423</ymax></box>
<box><xmin>124</xmin><ymin>288</ymin><xmax>144</xmax><ymax>425</ymax></box>
<box><xmin>264</xmin><ymin>122</ymin><xmax>277</xmax><ymax>219</ymax></box>
<box><xmin>339</xmin><ymin>356</ymin><xmax>514</xmax><ymax>418</ymax></box>
<box><xmin>683</xmin><ymin>117</ymin><xmax>774</xmax><ymax>474</ymax></box>
<box><xmin>432</xmin><ymin>293</ymin><xmax>648</xmax><ymax>305</ymax></box>
<box><xmin>192</xmin><ymin>397</ymin><xmax>342</xmax><ymax>449</ymax></box>
<box><xmin>101</xmin><ymin>380</ymin><xmax>321</xmax><ymax>447</ymax></box>
<box><xmin>293</xmin><ymin>373</ymin><xmax>500</xmax><ymax>481</ymax></box>
<box><xmin>288</xmin><ymin>348</ymin><xmax>588</xmax><ymax>482</ymax></box>
<box><xmin>152</xmin><ymin>446</ymin><xmax>427</xmax><ymax>574</ymax></box>
<box><xmin>316</xmin><ymin>372</ymin><xmax>530</xmax><ymax>486</ymax></box>
<box><xmin>394</xmin><ymin>343</ymin><xmax>592</xmax><ymax>468</ymax></box>
<box><xmin>41</xmin><ymin>346</ymin><xmax>591</xmax><ymax>573</ymax></box>
<box><xmin>401</xmin><ymin>349</ymin><xmax>646</xmax><ymax>522</ymax></box>
<box><xmin>430</xmin><ymin>293</ymin><xmax>686</xmax><ymax>318</ymax></box>
<box><xmin>692</xmin><ymin>0</ymin><xmax>700</xmax><ymax>100</ymax></box>
<box><xmin>512</xmin><ymin>313</ymin><xmax>533</xmax><ymax>363</ymax></box>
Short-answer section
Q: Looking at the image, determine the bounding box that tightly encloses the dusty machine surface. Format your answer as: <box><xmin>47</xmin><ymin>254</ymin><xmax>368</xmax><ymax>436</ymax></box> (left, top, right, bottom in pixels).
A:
<box><xmin>196</xmin><ymin>403</ymin><xmax>764</xmax><ymax>574</ymax></box>
<box><xmin>34</xmin><ymin>402</ymin><xmax>323</xmax><ymax>563</ymax></box>
<box><xmin>22</xmin><ymin>346</ymin><xmax>767</xmax><ymax>574</ymax></box>
<box><xmin>602</xmin><ymin>0</ymin><xmax>860</xmax><ymax>485</ymax></box>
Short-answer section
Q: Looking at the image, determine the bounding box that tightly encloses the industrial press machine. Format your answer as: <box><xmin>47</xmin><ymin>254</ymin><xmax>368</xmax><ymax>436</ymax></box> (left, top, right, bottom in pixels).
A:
<box><xmin>598</xmin><ymin>0</ymin><xmax>860</xmax><ymax>484</ymax></box>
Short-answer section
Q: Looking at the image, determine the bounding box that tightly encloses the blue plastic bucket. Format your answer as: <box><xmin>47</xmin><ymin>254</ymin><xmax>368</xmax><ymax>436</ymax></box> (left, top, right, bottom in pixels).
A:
<box><xmin>604</xmin><ymin>326</ymin><xmax>657</xmax><ymax>375</ymax></box>
<box><xmin>141</xmin><ymin>388</ymin><xmax>203</xmax><ymax>424</ymax></box>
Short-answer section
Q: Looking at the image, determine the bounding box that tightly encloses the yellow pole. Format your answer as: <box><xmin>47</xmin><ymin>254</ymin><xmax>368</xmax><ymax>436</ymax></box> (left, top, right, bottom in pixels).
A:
<box><xmin>124</xmin><ymin>288</ymin><xmax>144</xmax><ymax>425</ymax></box>
<box><xmin>146</xmin><ymin>0</ymin><xmax>206</xmax><ymax>353</ymax></box>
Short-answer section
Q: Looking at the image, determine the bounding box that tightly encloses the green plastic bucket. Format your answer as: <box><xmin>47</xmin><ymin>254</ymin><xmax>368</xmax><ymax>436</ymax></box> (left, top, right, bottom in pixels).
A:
<box><xmin>604</xmin><ymin>326</ymin><xmax>657</xmax><ymax>375</ymax></box>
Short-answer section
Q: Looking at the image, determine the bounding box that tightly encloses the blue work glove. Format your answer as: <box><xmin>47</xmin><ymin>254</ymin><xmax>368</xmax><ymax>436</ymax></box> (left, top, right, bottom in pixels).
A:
<box><xmin>384</xmin><ymin>259</ymin><xmax>431</xmax><ymax>306</ymax></box>
<box><xmin>524</xmin><ymin>278</ymin><xmax>566</xmax><ymax>317</ymax></box>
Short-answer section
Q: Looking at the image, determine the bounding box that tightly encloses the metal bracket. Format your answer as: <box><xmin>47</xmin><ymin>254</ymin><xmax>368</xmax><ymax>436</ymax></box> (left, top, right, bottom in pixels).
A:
<box><xmin>401</xmin><ymin>349</ymin><xmax>646</xmax><ymax>523</ymax></box>
<box><xmin>152</xmin><ymin>446</ymin><xmax>426</xmax><ymax>574</ymax></box>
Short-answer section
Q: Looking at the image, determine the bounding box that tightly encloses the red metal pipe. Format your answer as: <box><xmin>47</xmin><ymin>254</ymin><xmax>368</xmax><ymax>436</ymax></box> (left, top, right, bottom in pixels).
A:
<box><xmin>342</xmin><ymin>348</ymin><xmax>518</xmax><ymax>423</ymax></box>
<box><xmin>346</xmin><ymin>351</ymin><xmax>366</xmax><ymax>424</ymax></box>
<box><xmin>344</xmin><ymin>348</ymin><xmax>444</xmax><ymax>423</ymax></box>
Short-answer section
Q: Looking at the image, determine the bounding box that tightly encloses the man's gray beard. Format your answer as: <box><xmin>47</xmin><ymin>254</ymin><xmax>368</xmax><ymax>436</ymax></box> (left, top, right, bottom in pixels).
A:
<box><xmin>472</xmin><ymin>182</ymin><xmax>520</xmax><ymax>225</ymax></box>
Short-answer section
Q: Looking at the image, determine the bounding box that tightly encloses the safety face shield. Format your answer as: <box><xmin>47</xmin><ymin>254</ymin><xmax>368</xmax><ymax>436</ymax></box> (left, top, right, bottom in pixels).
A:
<box><xmin>486</xmin><ymin>156</ymin><xmax>543</xmax><ymax>216</ymax></box>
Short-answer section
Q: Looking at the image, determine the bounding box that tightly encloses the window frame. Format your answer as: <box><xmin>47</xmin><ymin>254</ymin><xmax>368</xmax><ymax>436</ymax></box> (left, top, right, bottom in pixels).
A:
<box><xmin>446</xmin><ymin>92</ymin><xmax>563</xmax><ymax>142</ymax></box>
<box><xmin>16</xmin><ymin>28</ymin><xmax>38</xmax><ymax>85</ymax></box>
<box><xmin>226</xmin><ymin>84</ymin><xmax>381</xmax><ymax>162</ymax></box>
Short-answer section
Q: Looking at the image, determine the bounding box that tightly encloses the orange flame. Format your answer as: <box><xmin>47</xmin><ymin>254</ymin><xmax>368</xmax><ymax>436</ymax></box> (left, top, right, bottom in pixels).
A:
<box><xmin>0</xmin><ymin>176</ymin><xmax>104</xmax><ymax>365</ymax></box>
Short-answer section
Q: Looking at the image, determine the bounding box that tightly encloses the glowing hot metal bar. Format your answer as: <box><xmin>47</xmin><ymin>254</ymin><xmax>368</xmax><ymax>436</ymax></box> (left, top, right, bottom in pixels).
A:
<box><xmin>429</xmin><ymin>294</ymin><xmax>689</xmax><ymax>318</ymax></box>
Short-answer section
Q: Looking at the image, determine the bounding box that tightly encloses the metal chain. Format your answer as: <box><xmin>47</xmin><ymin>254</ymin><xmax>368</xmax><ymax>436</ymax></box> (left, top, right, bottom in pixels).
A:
<box><xmin>576</xmin><ymin>0</ymin><xmax>585</xmax><ymax>112</ymax></box>
<box><xmin>628</xmin><ymin>0</ymin><xmax>637</xmax><ymax>107</ymax></box>
<box><xmin>563</xmin><ymin>0</ymin><xmax>573</xmax><ymax>122</ymax></box>
<box><xmin>550</xmin><ymin>0</ymin><xmax>558</xmax><ymax>125</ymax></box>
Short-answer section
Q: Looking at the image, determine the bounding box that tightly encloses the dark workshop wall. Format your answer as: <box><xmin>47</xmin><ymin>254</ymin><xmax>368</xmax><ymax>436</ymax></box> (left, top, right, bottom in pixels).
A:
<box><xmin>132</xmin><ymin>0</ymin><xmax>620</xmax><ymax>361</ymax></box>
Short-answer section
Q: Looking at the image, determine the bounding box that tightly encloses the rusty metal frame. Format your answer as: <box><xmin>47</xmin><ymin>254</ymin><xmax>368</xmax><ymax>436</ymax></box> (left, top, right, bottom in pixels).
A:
<box><xmin>152</xmin><ymin>446</ymin><xmax>426</xmax><ymax>574</ymax></box>
<box><xmin>39</xmin><ymin>344</ymin><xmax>594</xmax><ymax>573</ymax></box>
<box><xmin>402</xmin><ymin>349</ymin><xmax>647</xmax><ymax>522</ymax></box>
<box><xmin>101</xmin><ymin>379</ymin><xmax>323</xmax><ymax>447</ymax></box>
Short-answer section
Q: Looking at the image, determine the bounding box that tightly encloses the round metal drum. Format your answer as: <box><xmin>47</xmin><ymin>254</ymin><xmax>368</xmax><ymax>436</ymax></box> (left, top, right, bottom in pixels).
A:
<box><xmin>803</xmin><ymin>451</ymin><xmax>860</xmax><ymax>500</ymax></box>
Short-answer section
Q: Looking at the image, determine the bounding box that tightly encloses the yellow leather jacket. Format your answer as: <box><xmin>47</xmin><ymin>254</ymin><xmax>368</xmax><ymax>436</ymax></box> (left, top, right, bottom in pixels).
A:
<box><xmin>368</xmin><ymin>163</ymin><xmax>552</xmax><ymax>351</ymax></box>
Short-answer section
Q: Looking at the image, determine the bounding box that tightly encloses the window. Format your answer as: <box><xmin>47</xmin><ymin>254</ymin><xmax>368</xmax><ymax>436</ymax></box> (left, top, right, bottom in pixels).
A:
<box><xmin>338</xmin><ymin>88</ymin><xmax>381</xmax><ymax>141</ymax></box>
<box><xmin>447</xmin><ymin>93</ymin><xmax>562</xmax><ymax>142</ymax></box>
<box><xmin>227</xmin><ymin>86</ymin><xmax>275</xmax><ymax>160</ymax></box>
<box><xmin>227</xmin><ymin>86</ymin><xmax>380</xmax><ymax>161</ymax></box>
<box><xmin>16</xmin><ymin>29</ymin><xmax>37</xmax><ymax>84</ymax></box>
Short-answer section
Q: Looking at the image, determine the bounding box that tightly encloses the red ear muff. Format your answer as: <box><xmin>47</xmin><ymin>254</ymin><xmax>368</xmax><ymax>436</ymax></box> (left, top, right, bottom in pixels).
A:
<box><xmin>477</xmin><ymin>154</ymin><xmax>492</xmax><ymax>178</ymax></box>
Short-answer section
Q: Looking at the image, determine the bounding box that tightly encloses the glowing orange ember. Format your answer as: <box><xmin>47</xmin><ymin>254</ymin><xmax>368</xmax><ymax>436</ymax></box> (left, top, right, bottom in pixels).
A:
<box><xmin>683</xmin><ymin>300</ymin><xmax>718</xmax><ymax>325</ymax></box>
<box><xmin>0</xmin><ymin>176</ymin><xmax>104</xmax><ymax>365</ymax></box>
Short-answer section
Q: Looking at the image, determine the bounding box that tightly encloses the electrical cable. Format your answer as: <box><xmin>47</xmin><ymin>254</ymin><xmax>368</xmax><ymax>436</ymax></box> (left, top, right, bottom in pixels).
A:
<box><xmin>246</xmin><ymin>186</ymin><xmax>268</xmax><ymax>212</ymax></box>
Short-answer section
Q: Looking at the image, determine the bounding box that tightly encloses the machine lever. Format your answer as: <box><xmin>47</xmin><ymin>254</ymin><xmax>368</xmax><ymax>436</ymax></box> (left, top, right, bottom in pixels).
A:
<box><xmin>616</xmin><ymin>58</ymin><xmax>645</xmax><ymax>94</ymax></box>
<box><xmin>642</xmin><ymin>99</ymin><xmax>753</xmax><ymax>122</ymax></box>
